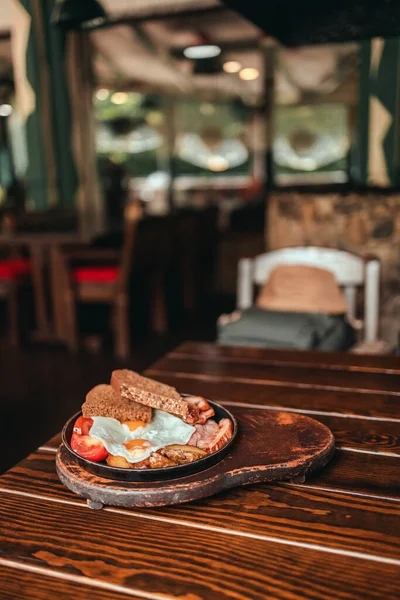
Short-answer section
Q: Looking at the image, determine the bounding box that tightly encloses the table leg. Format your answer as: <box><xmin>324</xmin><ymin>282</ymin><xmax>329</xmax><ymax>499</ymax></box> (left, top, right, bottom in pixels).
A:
<box><xmin>7</xmin><ymin>282</ymin><xmax>19</xmax><ymax>348</ymax></box>
<box><xmin>87</xmin><ymin>499</ymin><xmax>104</xmax><ymax>510</ymax></box>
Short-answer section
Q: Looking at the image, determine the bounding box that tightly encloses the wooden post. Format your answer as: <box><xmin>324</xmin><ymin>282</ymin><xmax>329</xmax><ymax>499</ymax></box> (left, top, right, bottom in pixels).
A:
<box><xmin>262</xmin><ymin>41</ymin><xmax>275</xmax><ymax>248</ymax></box>
<box><xmin>263</xmin><ymin>41</ymin><xmax>275</xmax><ymax>193</ymax></box>
<box><xmin>164</xmin><ymin>95</ymin><xmax>176</xmax><ymax>213</ymax></box>
<box><xmin>12</xmin><ymin>0</ymin><xmax>60</xmax><ymax>209</ymax></box>
<box><xmin>352</xmin><ymin>38</ymin><xmax>400</xmax><ymax>187</ymax></box>
<box><xmin>66</xmin><ymin>32</ymin><xmax>104</xmax><ymax>236</ymax></box>
<box><xmin>12</xmin><ymin>0</ymin><xmax>103</xmax><ymax>233</ymax></box>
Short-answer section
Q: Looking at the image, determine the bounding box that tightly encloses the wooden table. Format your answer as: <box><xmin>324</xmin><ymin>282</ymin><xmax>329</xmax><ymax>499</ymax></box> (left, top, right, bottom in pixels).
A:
<box><xmin>1</xmin><ymin>342</ymin><xmax>399</xmax><ymax>599</ymax></box>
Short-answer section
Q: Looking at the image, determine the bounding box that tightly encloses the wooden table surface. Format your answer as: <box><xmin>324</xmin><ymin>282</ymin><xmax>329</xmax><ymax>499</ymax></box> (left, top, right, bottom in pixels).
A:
<box><xmin>1</xmin><ymin>342</ymin><xmax>399</xmax><ymax>599</ymax></box>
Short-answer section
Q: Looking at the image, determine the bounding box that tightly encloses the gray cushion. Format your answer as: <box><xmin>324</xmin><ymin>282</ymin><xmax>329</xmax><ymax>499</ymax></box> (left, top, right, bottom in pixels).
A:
<box><xmin>218</xmin><ymin>307</ymin><xmax>355</xmax><ymax>351</ymax></box>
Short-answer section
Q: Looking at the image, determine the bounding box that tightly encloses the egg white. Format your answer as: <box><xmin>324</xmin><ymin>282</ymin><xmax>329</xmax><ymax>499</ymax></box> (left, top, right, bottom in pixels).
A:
<box><xmin>89</xmin><ymin>410</ymin><xmax>195</xmax><ymax>464</ymax></box>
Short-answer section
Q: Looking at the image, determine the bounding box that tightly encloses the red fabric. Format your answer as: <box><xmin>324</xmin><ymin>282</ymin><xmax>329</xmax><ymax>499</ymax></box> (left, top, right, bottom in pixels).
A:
<box><xmin>0</xmin><ymin>258</ymin><xmax>31</xmax><ymax>281</ymax></box>
<box><xmin>72</xmin><ymin>266</ymin><xmax>119</xmax><ymax>283</ymax></box>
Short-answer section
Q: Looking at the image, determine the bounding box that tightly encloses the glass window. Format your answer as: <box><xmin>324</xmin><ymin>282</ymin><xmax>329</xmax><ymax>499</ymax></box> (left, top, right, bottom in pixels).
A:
<box><xmin>94</xmin><ymin>89</ymin><xmax>171</xmax><ymax>216</ymax></box>
<box><xmin>273</xmin><ymin>43</ymin><xmax>358</xmax><ymax>185</ymax></box>
<box><xmin>94</xmin><ymin>91</ymin><xmax>256</xmax><ymax>214</ymax></box>
<box><xmin>0</xmin><ymin>43</ymin><xmax>27</xmax><ymax>220</ymax></box>
<box><xmin>174</xmin><ymin>99</ymin><xmax>252</xmax><ymax>180</ymax></box>
<box><xmin>274</xmin><ymin>103</ymin><xmax>349</xmax><ymax>183</ymax></box>
<box><xmin>94</xmin><ymin>90</ymin><xmax>166</xmax><ymax>180</ymax></box>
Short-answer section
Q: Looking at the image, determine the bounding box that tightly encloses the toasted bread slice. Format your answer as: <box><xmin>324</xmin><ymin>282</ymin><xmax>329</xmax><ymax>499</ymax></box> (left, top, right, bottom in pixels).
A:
<box><xmin>111</xmin><ymin>369</ymin><xmax>199</xmax><ymax>423</ymax></box>
<box><xmin>82</xmin><ymin>384</ymin><xmax>151</xmax><ymax>423</ymax></box>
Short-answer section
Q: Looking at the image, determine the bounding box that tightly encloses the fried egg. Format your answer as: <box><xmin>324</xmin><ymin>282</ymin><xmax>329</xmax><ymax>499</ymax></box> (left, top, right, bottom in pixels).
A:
<box><xmin>89</xmin><ymin>410</ymin><xmax>195</xmax><ymax>464</ymax></box>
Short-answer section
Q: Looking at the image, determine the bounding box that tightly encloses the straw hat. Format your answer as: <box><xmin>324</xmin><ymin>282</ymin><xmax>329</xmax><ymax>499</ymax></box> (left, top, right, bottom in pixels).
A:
<box><xmin>256</xmin><ymin>265</ymin><xmax>348</xmax><ymax>315</ymax></box>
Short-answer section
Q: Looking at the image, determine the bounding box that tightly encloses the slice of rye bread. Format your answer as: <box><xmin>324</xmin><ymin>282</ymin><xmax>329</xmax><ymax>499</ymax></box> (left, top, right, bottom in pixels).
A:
<box><xmin>111</xmin><ymin>369</ymin><xmax>199</xmax><ymax>423</ymax></box>
<box><xmin>82</xmin><ymin>384</ymin><xmax>152</xmax><ymax>423</ymax></box>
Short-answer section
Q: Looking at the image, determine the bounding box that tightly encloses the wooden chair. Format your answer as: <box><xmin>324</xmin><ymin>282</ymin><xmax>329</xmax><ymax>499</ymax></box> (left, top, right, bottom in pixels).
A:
<box><xmin>59</xmin><ymin>204</ymin><xmax>142</xmax><ymax>359</ymax></box>
<box><xmin>175</xmin><ymin>207</ymin><xmax>219</xmax><ymax>316</ymax></box>
<box><xmin>0</xmin><ymin>254</ymin><xmax>31</xmax><ymax>347</ymax></box>
<box><xmin>237</xmin><ymin>247</ymin><xmax>381</xmax><ymax>345</ymax></box>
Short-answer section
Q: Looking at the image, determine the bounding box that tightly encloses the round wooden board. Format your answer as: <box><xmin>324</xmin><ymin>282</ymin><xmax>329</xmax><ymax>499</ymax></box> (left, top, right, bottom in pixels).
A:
<box><xmin>56</xmin><ymin>409</ymin><xmax>335</xmax><ymax>509</ymax></box>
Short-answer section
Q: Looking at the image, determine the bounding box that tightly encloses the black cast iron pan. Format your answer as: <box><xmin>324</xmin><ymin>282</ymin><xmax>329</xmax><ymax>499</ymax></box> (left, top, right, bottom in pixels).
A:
<box><xmin>61</xmin><ymin>398</ymin><xmax>237</xmax><ymax>482</ymax></box>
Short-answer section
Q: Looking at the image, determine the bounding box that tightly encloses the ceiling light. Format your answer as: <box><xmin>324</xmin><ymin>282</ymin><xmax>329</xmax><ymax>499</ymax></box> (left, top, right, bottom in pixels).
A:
<box><xmin>111</xmin><ymin>92</ymin><xmax>128</xmax><ymax>105</ymax></box>
<box><xmin>183</xmin><ymin>45</ymin><xmax>221</xmax><ymax>60</ymax></box>
<box><xmin>51</xmin><ymin>0</ymin><xmax>107</xmax><ymax>30</ymax></box>
<box><xmin>223</xmin><ymin>60</ymin><xmax>242</xmax><ymax>74</ymax></box>
<box><xmin>239</xmin><ymin>67</ymin><xmax>260</xmax><ymax>81</ymax></box>
<box><xmin>207</xmin><ymin>156</ymin><xmax>229</xmax><ymax>172</ymax></box>
<box><xmin>0</xmin><ymin>104</ymin><xmax>12</xmax><ymax>117</ymax></box>
<box><xmin>96</xmin><ymin>88</ymin><xmax>109</xmax><ymax>101</ymax></box>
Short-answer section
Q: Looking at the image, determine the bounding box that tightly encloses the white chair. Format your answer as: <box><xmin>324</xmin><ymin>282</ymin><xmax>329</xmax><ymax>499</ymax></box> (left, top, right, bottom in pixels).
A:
<box><xmin>237</xmin><ymin>247</ymin><xmax>381</xmax><ymax>345</ymax></box>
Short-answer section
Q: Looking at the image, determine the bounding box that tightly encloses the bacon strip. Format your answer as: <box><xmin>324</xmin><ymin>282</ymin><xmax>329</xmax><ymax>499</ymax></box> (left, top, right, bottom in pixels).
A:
<box><xmin>189</xmin><ymin>418</ymin><xmax>233</xmax><ymax>453</ymax></box>
<box><xmin>185</xmin><ymin>396</ymin><xmax>215</xmax><ymax>424</ymax></box>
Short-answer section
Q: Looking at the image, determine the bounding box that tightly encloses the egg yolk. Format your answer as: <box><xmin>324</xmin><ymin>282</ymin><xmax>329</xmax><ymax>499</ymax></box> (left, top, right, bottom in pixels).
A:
<box><xmin>122</xmin><ymin>420</ymin><xmax>147</xmax><ymax>432</ymax></box>
<box><xmin>123</xmin><ymin>439</ymin><xmax>151</xmax><ymax>450</ymax></box>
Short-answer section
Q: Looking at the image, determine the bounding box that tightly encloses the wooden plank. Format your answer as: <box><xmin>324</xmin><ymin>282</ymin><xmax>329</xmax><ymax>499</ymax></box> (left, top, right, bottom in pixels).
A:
<box><xmin>172</xmin><ymin>342</ymin><xmax>400</xmax><ymax>374</ymax></box>
<box><xmin>144</xmin><ymin>371</ymin><xmax>400</xmax><ymax>420</ymax></box>
<box><xmin>0</xmin><ymin>493</ymin><xmax>399</xmax><ymax>600</ymax></box>
<box><xmin>41</xmin><ymin>433</ymin><xmax>62</xmax><ymax>450</ymax></box>
<box><xmin>148</xmin><ymin>356</ymin><xmax>400</xmax><ymax>395</ymax></box>
<box><xmin>227</xmin><ymin>407</ymin><xmax>399</xmax><ymax>456</ymax></box>
<box><xmin>294</xmin><ymin>413</ymin><xmax>400</xmax><ymax>455</ymax></box>
<box><xmin>0</xmin><ymin>563</ymin><xmax>142</xmax><ymax>600</ymax></box>
<box><xmin>287</xmin><ymin>412</ymin><xmax>400</xmax><ymax>455</ymax></box>
<box><xmin>0</xmin><ymin>451</ymin><xmax>399</xmax><ymax>562</ymax></box>
<box><xmin>300</xmin><ymin>449</ymin><xmax>399</xmax><ymax>499</ymax></box>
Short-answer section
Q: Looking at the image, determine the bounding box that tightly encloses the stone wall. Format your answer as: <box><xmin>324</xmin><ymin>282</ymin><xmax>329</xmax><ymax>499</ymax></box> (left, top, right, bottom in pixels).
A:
<box><xmin>267</xmin><ymin>192</ymin><xmax>400</xmax><ymax>345</ymax></box>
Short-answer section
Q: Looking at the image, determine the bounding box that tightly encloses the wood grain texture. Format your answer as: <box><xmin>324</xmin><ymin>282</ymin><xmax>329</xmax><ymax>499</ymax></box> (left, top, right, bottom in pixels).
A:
<box><xmin>1</xmin><ymin>450</ymin><xmax>399</xmax><ymax>561</ymax></box>
<box><xmin>0</xmin><ymin>563</ymin><xmax>142</xmax><ymax>600</ymax></box>
<box><xmin>172</xmin><ymin>342</ymin><xmax>400</xmax><ymax>373</ymax></box>
<box><xmin>222</xmin><ymin>408</ymin><xmax>400</xmax><ymax>456</ymax></box>
<box><xmin>298</xmin><ymin>448</ymin><xmax>400</xmax><ymax>499</ymax></box>
<box><xmin>148</xmin><ymin>356</ymin><xmax>400</xmax><ymax>394</ymax></box>
<box><xmin>145</xmin><ymin>371</ymin><xmax>400</xmax><ymax>419</ymax></box>
<box><xmin>0</xmin><ymin>493</ymin><xmax>399</xmax><ymax>600</ymax></box>
<box><xmin>303</xmin><ymin>413</ymin><xmax>400</xmax><ymax>455</ymax></box>
<box><xmin>56</xmin><ymin>409</ymin><xmax>335</xmax><ymax>507</ymax></box>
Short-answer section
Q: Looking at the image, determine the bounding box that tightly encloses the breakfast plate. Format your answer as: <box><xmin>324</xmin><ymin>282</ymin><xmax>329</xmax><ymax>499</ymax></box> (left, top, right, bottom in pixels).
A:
<box><xmin>56</xmin><ymin>401</ymin><xmax>335</xmax><ymax>509</ymax></box>
<box><xmin>61</xmin><ymin>399</ymin><xmax>238</xmax><ymax>482</ymax></box>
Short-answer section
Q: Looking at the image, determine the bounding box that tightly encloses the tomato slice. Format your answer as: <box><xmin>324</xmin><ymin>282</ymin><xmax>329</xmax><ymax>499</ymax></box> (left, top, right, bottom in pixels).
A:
<box><xmin>81</xmin><ymin>418</ymin><xmax>94</xmax><ymax>435</ymax></box>
<box><xmin>71</xmin><ymin>432</ymin><xmax>108</xmax><ymax>462</ymax></box>
<box><xmin>73</xmin><ymin>416</ymin><xmax>94</xmax><ymax>436</ymax></box>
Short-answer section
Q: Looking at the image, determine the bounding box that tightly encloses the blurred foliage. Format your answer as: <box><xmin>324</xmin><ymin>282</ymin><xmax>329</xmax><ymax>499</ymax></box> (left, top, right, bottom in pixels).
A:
<box><xmin>94</xmin><ymin>91</ymin><xmax>144</xmax><ymax>121</ymax></box>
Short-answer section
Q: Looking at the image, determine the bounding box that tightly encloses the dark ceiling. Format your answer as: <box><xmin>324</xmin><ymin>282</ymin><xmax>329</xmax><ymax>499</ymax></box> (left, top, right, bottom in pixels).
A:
<box><xmin>222</xmin><ymin>0</ymin><xmax>400</xmax><ymax>46</ymax></box>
